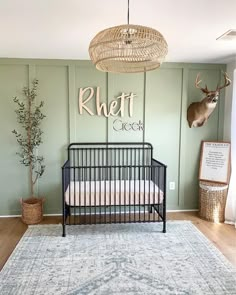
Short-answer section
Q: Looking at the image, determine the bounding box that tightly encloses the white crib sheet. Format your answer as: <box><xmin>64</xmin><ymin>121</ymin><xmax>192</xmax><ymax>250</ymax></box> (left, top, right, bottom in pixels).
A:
<box><xmin>65</xmin><ymin>180</ymin><xmax>163</xmax><ymax>206</ymax></box>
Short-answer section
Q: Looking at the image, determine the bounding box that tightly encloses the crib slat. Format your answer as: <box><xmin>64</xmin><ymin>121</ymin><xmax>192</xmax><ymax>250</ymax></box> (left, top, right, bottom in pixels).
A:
<box><xmin>114</xmin><ymin>149</ymin><xmax>117</xmax><ymax>220</ymax></box>
<box><xmin>143</xmin><ymin>167</ymin><xmax>146</xmax><ymax>222</ymax></box>
<box><xmin>94</xmin><ymin>152</ymin><xmax>96</xmax><ymax>224</ymax></box>
<box><xmin>98</xmin><ymin>168</ymin><xmax>102</xmax><ymax>223</ymax></box>
<box><xmin>79</xmin><ymin>167</ymin><xmax>81</xmax><ymax>223</ymax></box>
<box><xmin>163</xmin><ymin>166</ymin><xmax>167</xmax><ymax>233</ymax></box>
<box><xmin>109</xmin><ymin>166</ymin><xmax>111</xmax><ymax>223</ymax></box>
<box><xmin>158</xmin><ymin>166</ymin><xmax>161</xmax><ymax>222</ymax></box>
<box><xmin>62</xmin><ymin>165</ymin><xmax>66</xmax><ymax>237</ymax></box>
<box><xmin>129</xmin><ymin>166</ymin><xmax>131</xmax><ymax>223</ymax></box>
<box><xmin>153</xmin><ymin>166</ymin><xmax>156</xmax><ymax>222</ymax></box>
<box><xmin>148</xmin><ymin>166</ymin><xmax>151</xmax><ymax>222</ymax></box>
<box><xmin>89</xmin><ymin>155</ymin><xmax>92</xmax><ymax>225</ymax></box>
<box><xmin>139</xmin><ymin>166</ymin><xmax>141</xmax><ymax>222</ymax></box>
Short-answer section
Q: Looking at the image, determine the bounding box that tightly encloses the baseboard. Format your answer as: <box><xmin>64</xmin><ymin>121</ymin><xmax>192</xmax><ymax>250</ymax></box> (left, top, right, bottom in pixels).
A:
<box><xmin>167</xmin><ymin>209</ymin><xmax>198</xmax><ymax>212</ymax></box>
<box><xmin>224</xmin><ymin>220</ymin><xmax>236</xmax><ymax>225</ymax></box>
<box><xmin>0</xmin><ymin>214</ymin><xmax>21</xmax><ymax>218</ymax></box>
<box><xmin>0</xmin><ymin>209</ymin><xmax>199</xmax><ymax>218</ymax></box>
<box><xmin>0</xmin><ymin>213</ymin><xmax>62</xmax><ymax>218</ymax></box>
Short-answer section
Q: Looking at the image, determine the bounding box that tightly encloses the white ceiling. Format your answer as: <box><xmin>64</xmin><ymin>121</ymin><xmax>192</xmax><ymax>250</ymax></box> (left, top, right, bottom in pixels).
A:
<box><xmin>1</xmin><ymin>0</ymin><xmax>236</xmax><ymax>63</ymax></box>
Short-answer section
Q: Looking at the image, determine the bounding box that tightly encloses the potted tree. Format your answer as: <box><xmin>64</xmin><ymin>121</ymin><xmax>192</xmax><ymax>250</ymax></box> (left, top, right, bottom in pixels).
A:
<box><xmin>12</xmin><ymin>79</ymin><xmax>46</xmax><ymax>224</ymax></box>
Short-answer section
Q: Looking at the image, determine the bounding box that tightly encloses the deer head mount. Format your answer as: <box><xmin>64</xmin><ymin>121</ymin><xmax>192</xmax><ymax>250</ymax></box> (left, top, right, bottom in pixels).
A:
<box><xmin>187</xmin><ymin>72</ymin><xmax>231</xmax><ymax>128</ymax></box>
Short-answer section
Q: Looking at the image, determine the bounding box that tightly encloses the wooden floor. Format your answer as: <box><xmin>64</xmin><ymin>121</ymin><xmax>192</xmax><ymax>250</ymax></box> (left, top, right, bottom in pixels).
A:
<box><xmin>0</xmin><ymin>211</ymin><xmax>236</xmax><ymax>271</ymax></box>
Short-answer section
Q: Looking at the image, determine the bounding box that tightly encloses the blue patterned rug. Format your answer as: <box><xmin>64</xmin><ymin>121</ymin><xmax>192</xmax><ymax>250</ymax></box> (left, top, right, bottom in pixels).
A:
<box><xmin>0</xmin><ymin>221</ymin><xmax>236</xmax><ymax>295</ymax></box>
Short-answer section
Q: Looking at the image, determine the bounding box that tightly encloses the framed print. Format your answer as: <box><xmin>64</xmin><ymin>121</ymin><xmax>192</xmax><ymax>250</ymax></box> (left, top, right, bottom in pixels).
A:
<box><xmin>199</xmin><ymin>141</ymin><xmax>231</xmax><ymax>184</ymax></box>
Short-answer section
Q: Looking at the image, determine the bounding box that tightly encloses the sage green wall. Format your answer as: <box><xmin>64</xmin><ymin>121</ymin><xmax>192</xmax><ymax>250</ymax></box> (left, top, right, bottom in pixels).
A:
<box><xmin>0</xmin><ymin>59</ymin><xmax>226</xmax><ymax>215</ymax></box>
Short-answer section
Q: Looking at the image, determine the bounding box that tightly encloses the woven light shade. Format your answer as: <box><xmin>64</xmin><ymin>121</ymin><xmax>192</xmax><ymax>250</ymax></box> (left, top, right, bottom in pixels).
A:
<box><xmin>89</xmin><ymin>24</ymin><xmax>168</xmax><ymax>73</ymax></box>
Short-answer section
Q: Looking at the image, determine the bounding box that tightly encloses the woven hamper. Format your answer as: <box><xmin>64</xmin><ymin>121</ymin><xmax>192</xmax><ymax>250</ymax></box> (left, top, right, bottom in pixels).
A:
<box><xmin>21</xmin><ymin>197</ymin><xmax>44</xmax><ymax>225</ymax></box>
<box><xmin>199</xmin><ymin>181</ymin><xmax>228</xmax><ymax>222</ymax></box>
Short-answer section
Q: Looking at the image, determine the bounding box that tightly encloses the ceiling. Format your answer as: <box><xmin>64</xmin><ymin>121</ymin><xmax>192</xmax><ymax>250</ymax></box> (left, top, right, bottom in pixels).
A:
<box><xmin>1</xmin><ymin>0</ymin><xmax>236</xmax><ymax>64</ymax></box>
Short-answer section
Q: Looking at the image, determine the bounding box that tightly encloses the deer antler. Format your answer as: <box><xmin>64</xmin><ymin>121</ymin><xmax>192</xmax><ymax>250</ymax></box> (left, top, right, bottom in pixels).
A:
<box><xmin>216</xmin><ymin>72</ymin><xmax>231</xmax><ymax>91</ymax></box>
<box><xmin>195</xmin><ymin>73</ymin><xmax>209</xmax><ymax>94</ymax></box>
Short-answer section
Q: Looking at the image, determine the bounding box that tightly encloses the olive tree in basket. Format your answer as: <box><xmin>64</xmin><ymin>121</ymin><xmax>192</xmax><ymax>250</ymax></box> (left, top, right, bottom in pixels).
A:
<box><xmin>12</xmin><ymin>79</ymin><xmax>46</xmax><ymax>224</ymax></box>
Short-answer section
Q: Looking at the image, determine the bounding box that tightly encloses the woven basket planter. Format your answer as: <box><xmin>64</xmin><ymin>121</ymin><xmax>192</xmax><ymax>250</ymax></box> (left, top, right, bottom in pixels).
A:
<box><xmin>21</xmin><ymin>197</ymin><xmax>45</xmax><ymax>225</ymax></box>
<box><xmin>199</xmin><ymin>181</ymin><xmax>228</xmax><ymax>223</ymax></box>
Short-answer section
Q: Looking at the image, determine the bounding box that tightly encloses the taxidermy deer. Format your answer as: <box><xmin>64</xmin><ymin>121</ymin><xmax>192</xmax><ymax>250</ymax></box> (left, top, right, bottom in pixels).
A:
<box><xmin>187</xmin><ymin>72</ymin><xmax>231</xmax><ymax>128</ymax></box>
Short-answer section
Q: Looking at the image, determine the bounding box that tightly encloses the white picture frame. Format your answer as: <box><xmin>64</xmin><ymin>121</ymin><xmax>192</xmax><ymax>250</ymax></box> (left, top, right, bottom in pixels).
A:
<box><xmin>199</xmin><ymin>141</ymin><xmax>231</xmax><ymax>184</ymax></box>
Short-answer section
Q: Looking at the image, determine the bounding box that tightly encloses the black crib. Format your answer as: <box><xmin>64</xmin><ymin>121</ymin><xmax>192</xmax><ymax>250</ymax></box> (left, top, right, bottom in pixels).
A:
<box><xmin>62</xmin><ymin>142</ymin><xmax>167</xmax><ymax>236</ymax></box>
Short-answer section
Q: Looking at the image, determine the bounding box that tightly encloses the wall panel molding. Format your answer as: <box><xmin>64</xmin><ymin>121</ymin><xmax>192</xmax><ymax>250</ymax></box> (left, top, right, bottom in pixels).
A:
<box><xmin>0</xmin><ymin>58</ymin><xmax>226</xmax><ymax>214</ymax></box>
<box><xmin>68</xmin><ymin>65</ymin><xmax>76</xmax><ymax>142</ymax></box>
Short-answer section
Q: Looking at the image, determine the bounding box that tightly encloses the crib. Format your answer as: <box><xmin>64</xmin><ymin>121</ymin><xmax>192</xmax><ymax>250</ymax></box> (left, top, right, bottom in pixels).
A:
<box><xmin>62</xmin><ymin>142</ymin><xmax>167</xmax><ymax>236</ymax></box>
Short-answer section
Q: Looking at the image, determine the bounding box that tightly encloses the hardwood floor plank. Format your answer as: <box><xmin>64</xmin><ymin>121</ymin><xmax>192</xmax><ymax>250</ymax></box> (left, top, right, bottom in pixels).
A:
<box><xmin>0</xmin><ymin>218</ymin><xmax>27</xmax><ymax>270</ymax></box>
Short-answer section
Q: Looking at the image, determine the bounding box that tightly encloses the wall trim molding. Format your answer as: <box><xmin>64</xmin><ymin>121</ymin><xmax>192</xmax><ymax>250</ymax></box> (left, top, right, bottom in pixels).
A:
<box><xmin>0</xmin><ymin>209</ymin><xmax>198</xmax><ymax>218</ymax></box>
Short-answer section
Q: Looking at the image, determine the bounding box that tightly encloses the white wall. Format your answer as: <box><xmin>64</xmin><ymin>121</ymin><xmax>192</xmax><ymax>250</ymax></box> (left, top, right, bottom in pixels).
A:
<box><xmin>224</xmin><ymin>58</ymin><xmax>236</xmax><ymax>141</ymax></box>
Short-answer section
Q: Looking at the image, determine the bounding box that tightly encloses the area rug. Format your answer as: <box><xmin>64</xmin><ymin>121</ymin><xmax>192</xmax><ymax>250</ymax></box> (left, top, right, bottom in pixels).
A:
<box><xmin>0</xmin><ymin>222</ymin><xmax>236</xmax><ymax>295</ymax></box>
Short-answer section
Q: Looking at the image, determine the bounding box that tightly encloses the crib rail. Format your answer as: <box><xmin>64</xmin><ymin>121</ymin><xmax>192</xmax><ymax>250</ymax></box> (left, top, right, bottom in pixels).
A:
<box><xmin>67</xmin><ymin>142</ymin><xmax>153</xmax><ymax>167</ymax></box>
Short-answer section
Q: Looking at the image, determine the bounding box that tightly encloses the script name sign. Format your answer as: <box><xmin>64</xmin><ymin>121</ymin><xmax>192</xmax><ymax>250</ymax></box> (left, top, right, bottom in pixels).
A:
<box><xmin>79</xmin><ymin>87</ymin><xmax>136</xmax><ymax>117</ymax></box>
<box><xmin>199</xmin><ymin>141</ymin><xmax>231</xmax><ymax>184</ymax></box>
<box><xmin>78</xmin><ymin>86</ymin><xmax>144</xmax><ymax>132</ymax></box>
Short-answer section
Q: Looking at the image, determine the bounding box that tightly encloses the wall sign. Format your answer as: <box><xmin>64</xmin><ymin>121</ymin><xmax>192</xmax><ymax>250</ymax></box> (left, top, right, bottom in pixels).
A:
<box><xmin>113</xmin><ymin>119</ymin><xmax>143</xmax><ymax>132</ymax></box>
<box><xmin>199</xmin><ymin>141</ymin><xmax>231</xmax><ymax>184</ymax></box>
<box><xmin>79</xmin><ymin>86</ymin><xmax>143</xmax><ymax>132</ymax></box>
<box><xmin>79</xmin><ymin>87</ymin><xmax>136</xmax><ymax>118</ymax></box>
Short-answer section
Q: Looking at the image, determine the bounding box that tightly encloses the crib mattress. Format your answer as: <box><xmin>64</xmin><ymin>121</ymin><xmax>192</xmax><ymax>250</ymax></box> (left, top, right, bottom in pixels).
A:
<box><xmin>65</xmin><ymin>180</ymin><xmax>163</xmax><ymax>206</ymax></box>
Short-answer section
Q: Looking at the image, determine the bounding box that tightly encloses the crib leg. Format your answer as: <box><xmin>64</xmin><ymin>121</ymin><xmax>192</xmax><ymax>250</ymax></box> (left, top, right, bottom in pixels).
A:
<box><xmin>62</xmin><ymin>224</ymin><xmax>66</xmax><ymax>237</ymax></box>
<box><xmin>62</xmin><ymin>204</ymin><xmax>70</xmax><ymax>237</ymax></box>
<box><xmin>163</xmin><ymin>220</ymin><xmax>166</xmax><ymax>233</ymax></box>
<box><xmin>62</xmin><ymin>203</ymin><xmax>69</xmax><ymax>237</ymax></box>
<box><xmin>65</xmin><ymin>203</ymin><xmax>71</xmax><ymax>219</ymax></box>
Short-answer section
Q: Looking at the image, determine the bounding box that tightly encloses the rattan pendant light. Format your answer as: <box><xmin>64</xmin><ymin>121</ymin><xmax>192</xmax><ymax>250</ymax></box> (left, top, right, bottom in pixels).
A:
<box><xmin>89</xmin><ymin>0</ymin><xmax>168</xmax><ymax>73</ymax></box>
